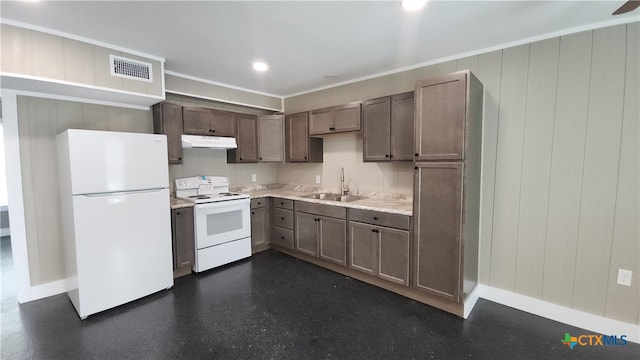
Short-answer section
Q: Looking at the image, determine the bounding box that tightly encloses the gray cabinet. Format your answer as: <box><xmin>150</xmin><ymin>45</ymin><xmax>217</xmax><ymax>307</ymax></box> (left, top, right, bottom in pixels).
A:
<box><xmin>258</xmin><ymin>115</ymin><xmax>284</xmax><ymax>162</ymax></box>
<box><xmin>227</xmin><ymin>113</ymin><xmax>258</xmax><ymax>163</ymax></box>
<box><xmin>309</xmin><ymin>102</ymin><xmax>361</xmax><ymax>135</ymax></box>
<box><xmin>294</xmin><ymin>201</ymin><xmax>347</xmax><ymax>266</ymax></box>
<box><xmin>171</xmin><ymin>207</ymin><xmax>195</xmax><ymax>270</ymax></box>
<box><xmin>251</xmin><ymin>198</ymin><xmax>269</xmax><ymax>251</ymax></box>
<box><xmin>183</xmin><ymin>106</ymin><xmax>235</xmax><ymax>137</ymax></box>
<box><xmin>413</xmin><ymin>163</ymin><xmax>463</xmax><ymax>301</ymax></box>
<box><xmin>363</xmin><ymin>92</ymin><xmax>413</xmax><ymax>162</ymax></box>
<box><xmin>285</xmin><ymin>112</ymin><xmax>323</xmax><ymax>163</ymax></box>
<box><xmin>348</xmin><ymin>209</ymin><xmax>411</xmax><ymax>286</ymax></box>
<box><xmin>413</xmin><ymin>70</ymin><xmax>483</xmax><ymax>305</ymax></box>
<box><xmin>152</xmin><ymin>102</ymin><xmax>183</xmax><ymax>164</ymax></box>
<box><xmin>414</xmin><ymin>72</ymin><xmax>467</xmax><ymax>161</ymax></box>
<box><xmin>270</xmin><ymin>198</ymin><xmax>294</xmax><ymax>250</ymax></box>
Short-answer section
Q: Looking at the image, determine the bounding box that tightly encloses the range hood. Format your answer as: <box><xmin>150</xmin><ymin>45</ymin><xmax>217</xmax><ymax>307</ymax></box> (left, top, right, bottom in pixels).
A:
<box><xmin>181</xmin><ymin>135</ymin><xmax>237</xmax><ymax>149</ymax></box>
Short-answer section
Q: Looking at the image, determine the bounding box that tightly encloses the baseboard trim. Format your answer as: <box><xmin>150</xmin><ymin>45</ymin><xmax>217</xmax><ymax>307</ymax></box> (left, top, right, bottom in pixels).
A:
<box><xmin>477</xmin><ymin>285</ymin><xmax>639</xmax><ymax>344</ymax></box>
<box><xmin>463</xmin><ymin>285</ymin><xmax>481</xmax><ymax>319</ymax></box>
<box><xmin>19</xmin><ymin>278</ymin><xmax>71</xmax><ymax>304</ymax></box>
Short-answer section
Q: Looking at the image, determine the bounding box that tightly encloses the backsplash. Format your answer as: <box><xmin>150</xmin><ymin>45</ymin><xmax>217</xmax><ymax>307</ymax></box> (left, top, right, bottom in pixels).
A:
<box><xmin>276</xmin><ymin>132</ymin><xmax>414</xmax><ymax>196</ymax></box>
<box><xmin>168</xmin><ymin>148</ymin><xmax>277</xmax><ymax>193</ymax></box>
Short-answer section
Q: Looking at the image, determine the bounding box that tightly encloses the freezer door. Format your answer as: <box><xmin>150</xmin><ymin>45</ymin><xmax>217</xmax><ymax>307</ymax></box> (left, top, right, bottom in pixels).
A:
<box><xmin>61</xmin><ymin>129</ymin><xmax>169</xmax><ymax>195</ymax></box>
<box><xmin>70</xmin><ymin>188</ymin><xmax>173</xmax><ymax>318</ymax></box>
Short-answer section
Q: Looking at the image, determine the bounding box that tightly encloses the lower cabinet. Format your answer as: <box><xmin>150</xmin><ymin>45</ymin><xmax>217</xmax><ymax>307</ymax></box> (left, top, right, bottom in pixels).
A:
<box><xmin>250</xmin><ymin>198</ymin><xmax>269</xmax><ymax>251</ymax></box>
<box><xmin>349</xmin><ymin>221</ymin><xmax>410</xmax><ymax>286</ymax></box>
<box><xmin>271</xmin><ymin>198</ymin><xmax>294</xmax><ymax>250</ymax></box>
<box><xmin>294</xmin><ymin>202</ymin><xmax>347</xmax><ymax>266</ymax></box>
<box><xmin>171</xmin><ymin>207</ymin><xmax>195</xmax><ymax>270</ymax></box>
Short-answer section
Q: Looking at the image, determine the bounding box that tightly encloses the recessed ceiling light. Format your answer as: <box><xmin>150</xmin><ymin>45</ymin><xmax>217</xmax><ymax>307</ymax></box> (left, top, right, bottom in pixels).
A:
<box><xmin>401</xmin><ymin>0</ymin><xmax>427</xmax><ymax>11</ymax></box>
<box><xmin>253</xmin><ymin>62</ymin><xmax>268</xmax><ymax>72</ymax></box>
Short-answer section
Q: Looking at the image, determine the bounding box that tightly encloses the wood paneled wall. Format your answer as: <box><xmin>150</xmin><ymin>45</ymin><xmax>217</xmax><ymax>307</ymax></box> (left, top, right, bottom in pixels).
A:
<box><xmin>1</xmin><ymin>24</ymin><xmax>163</xmax><ymax>97</ymax></box>
<box><xmin>284</xmin><ymin>23</ymin><xmax>639</xmax><ymax>324</ymax></box>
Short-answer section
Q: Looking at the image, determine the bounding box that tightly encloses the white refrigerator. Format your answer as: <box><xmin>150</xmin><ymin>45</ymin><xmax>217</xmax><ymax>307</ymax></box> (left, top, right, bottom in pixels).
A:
<box><xmin>57</xmin><ymin>129</ymin><xmax>174</xmax><ymax>319</ymax></box>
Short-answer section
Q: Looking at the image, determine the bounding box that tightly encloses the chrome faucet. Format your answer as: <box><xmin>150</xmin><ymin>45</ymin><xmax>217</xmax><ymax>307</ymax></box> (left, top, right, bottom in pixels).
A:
<box><xmin>340</xmin><ymin>168</ymin><xmax>349</xmax><ymax>196</ymax></box>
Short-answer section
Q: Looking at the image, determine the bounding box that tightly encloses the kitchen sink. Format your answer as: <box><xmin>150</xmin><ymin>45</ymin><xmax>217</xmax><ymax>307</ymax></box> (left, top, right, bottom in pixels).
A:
<box><xmin>302</xmin><ymin>193</ymin><xmax>366</xmax><ymax>202</ymax></box>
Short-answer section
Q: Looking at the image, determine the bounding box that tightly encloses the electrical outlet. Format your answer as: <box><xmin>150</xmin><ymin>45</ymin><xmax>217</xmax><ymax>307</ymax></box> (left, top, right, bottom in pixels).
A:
<box><xmin>315</xmin><ymin>175</ymin><xmax>321</xmax><ymax>184</ymax></box>
<box><xmin>251</xmin><ymin>174</ymin><xmax>257</xmax><ymax>182</ymax></box>
<box><xmin>617</xmin><ymin>269</ymin><xmax>632</xmax><ymax>287</ymax></box>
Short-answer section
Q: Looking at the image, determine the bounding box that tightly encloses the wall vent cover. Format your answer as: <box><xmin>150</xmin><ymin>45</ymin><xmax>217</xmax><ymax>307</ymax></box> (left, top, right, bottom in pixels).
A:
<box><xmin>109</xmin><ymin>55</ymin><xmax>153</xmax><ymax>83</ymax></box>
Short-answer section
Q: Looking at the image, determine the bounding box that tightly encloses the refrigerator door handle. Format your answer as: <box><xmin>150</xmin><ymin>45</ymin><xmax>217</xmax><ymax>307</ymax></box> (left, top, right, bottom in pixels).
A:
<box><xmin>81</xmin><ymin>188</ymin><xmax>167</xmax><ymax>197</ymax></box>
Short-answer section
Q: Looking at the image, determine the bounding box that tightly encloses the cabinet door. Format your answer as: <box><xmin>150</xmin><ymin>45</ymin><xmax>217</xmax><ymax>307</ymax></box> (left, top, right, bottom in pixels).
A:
<box><xmin>413</xmin><ymin>162</ymin><xmax>463</xmax><ymax>302</ymax></box>
<box><xmin>285</xmin><ymin>112</ymin><xmax>310</xmax><ymax>162</ymax></box>
<box><xmin>210</xmin><ymin>109</ymin><xmax>236</xmax><ymax>137</ymax></box>
<box><xmin>309</xmin><ymin>107</ymin><xmax>333</xmax><ymax>135</ymax></box>
<box><xmin>258</xmin><ymin>115</ymin><xmax>284</xmax><ymax>162</ymax></box>
<box><xmin>182</xmin><ymin>106</ymin><xmax>212</xmax><ymax>135</ymax></box>
<box><xmin>152</xmin><ymin>103</ymin><xmax>183</xmax><ymax>164</ymax></box>
<box><xmin>390</xmin><ymin>91</ymin><xmax>414</xmax><ymax>161</ymax></box>
<box><xmin>318</xmin><ymin>216</ymin><xmax>347</xmax><ymax>266</ymax></box>
<box><xmin>251</xmin><ymin>207</ymin><xmax>267</xmax><ymax>247</ymax></box>
<box><xmin>378</xmin><ymin>227</ymin><xmax>410</xmax><ymax>286</ymax></box>
<box><xmin>349</xmin><ymin>221</ymin><xmax>376</xmax><ymax>276</ymax></box>
<box><xmin>235</xmin><ymin>114</ymin><xmax>258</xmax><ymax>163</ymax></box>
<box><xmin>362</xmin><ymin>97</ymin><xmax>391</xmax><ymax>162</ymax></box>
<box><xmin>295</xmin><ymin>211</ymin><xmax>318</xmax><ymax>257</ymax></box>
<box><xmin>272</xmin><ymin>226</ymin><xmax>294</xmax><ymax>250</ymax></box>
<box><xmin>332</xmin><ymin>102</ymin><xmax>361</xmax><ymax>132</ymax></box>
<box><xmin>171</xmin><ymin>207</ymin><xmax>195</xmax><ymax>269</ymax></box>
<box><xmin>415</xmin><ymin>72</ymin><xmax>467</xmax><ymax>161</ymax></box>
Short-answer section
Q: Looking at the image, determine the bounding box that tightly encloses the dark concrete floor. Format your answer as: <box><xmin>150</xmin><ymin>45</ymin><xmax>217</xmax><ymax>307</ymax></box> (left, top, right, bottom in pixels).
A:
<box><xmin>1</xmin><ymin>236</ymin><xmax>638</xmax><ymax>359</ymax></box>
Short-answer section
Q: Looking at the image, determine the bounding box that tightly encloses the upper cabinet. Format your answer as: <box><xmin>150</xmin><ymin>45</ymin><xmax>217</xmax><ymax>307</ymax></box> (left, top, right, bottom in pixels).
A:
<box><xmin>285</xmin><ymin>112</ymin><xmax>323</xmax><ymax>163</ymax></box>
<box><xmin>183</xmin><ymin>106</ymin><xmax>235</xmax><ymax>137</ymax></box>
<box><xmin>414</xmin><ymin>72</ymin><xmax>468</xmax><ymax>161</ymax></box>
<box><xmin>362</xmin><ymin>91</ymin><xmax>414</xmax><ymax>162</ymax></box>
<box><xmin>309</xmin><ymin>102</ymin><xmax>361</xmax><ymax>135</ymax></box>
<box><xmin>258</xmin><ymin>115</ymin><xmax>285</xmax><ymax>162</ymax></box>
<box><xmin>152</xmin><ymin>102</ymin><xmax>183</xmax><ymax>164</ymax></box>
<box><xmin>227</xmin><ymin>113</ymin><xmax>258</xmax><ymax>163</ymax></box>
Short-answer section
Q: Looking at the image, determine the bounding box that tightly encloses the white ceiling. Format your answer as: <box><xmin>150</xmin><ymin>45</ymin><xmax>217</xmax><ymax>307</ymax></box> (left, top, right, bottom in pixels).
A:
<box><xmin>1</xmin><ymin>1</ymin><xmax>638</xmax><ymax>97</ymax></box>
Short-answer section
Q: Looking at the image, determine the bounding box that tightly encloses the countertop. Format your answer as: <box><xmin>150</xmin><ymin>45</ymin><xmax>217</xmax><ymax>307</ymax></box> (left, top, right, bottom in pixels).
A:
<box><xmin>242</xmin><ymin>188</ymin><xmax>413</xmax><ymax>216</ymax></box>
<box><xmin>171</xmin><ymin>186</ymin><xmax>413</xmax><ymax>216</ymax></box>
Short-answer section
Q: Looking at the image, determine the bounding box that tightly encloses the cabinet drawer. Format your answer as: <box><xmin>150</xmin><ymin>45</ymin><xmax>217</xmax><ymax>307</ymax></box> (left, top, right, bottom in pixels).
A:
<box><xmin>273</xmin><ymin>208</ymin><xmax>293</xmax><ymax>229</ymax></box>
<box><xmin>295</xmin><ymin>201</ymin><xmax>346</xmax><ymax>219</ymax></box>
<box><xmin>272</xmin><ymin>226</ymin><xmax>294</xmax><ymax>250</ymax></box>
<box><xmin>273</xmin><ymin>198</ymin><xmax>293</xmax><ymax>210</ymax></box>
<box><xmin>251</xmin><ymin>198</ymin><xmax>268</xmax><ymax>209</ymax></box>
<box><xmin>348</xmin><ymin>209</ymin><xmax>410</xmax><ymax>230</ymax></box>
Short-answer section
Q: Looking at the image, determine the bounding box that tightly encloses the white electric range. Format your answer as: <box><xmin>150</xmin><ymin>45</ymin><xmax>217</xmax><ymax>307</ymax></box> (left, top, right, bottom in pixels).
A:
<box><xmin>175</xmin><ymin>176</ymin><xmax>251</xmax><ymax>272</ymax></box>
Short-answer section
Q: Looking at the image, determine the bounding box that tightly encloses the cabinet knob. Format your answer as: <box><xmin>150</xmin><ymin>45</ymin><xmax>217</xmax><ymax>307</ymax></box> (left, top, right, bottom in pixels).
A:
<box><xmin>280</xmin><ymin>202</ymin><xmax>284</xmax><ymax>205</ymax></box>
<box><xmin>178</xmin><ymin>157</ymin><xmax>182</xmax><ymax>161</ymax></box>
<box><xmin>385</xmin><ymin>154</ymin><xmax>389</xmax><ymax>158</ymax></box>
<box><xmin>239</xmin><ymin>157</ymin><xmax>243</xmax><ymax>160</ymax></box>
<box><xmin>373</xmin><ymin>216</ymin><xmax>378</xmax><ymax>221</ymax></box>
<box><xmin>260</xmin><ymin>157</ymin><xmax>263</xmax><ymax>161</ymax></box>
<box><xmin>372</xmin><ymin>229</ymin><xmax>379</xmax><ymax>233</ymax></box>
<box><xmin>389</xmin><ymin>154</ymin><xmax>393</xmax><ymax>158</ymax></box>
<box><xmin>415</xmin><ymin>166</ymin><xmax>418</xmax><ymax>170</ymax></box>
<box><xmin>281</xmin><ymin>236</ymin><xmax>285</xmax><ymax>240</ymax></box>
<box><xmin>252</xmin><ymin>211</ymin><xmax>255</xmax><ymax>215</ymax></box>
<box><xmin>414</xmin><ymin>153</ymin><xmax>419</xmax><ymax>157</ymax></box>
<box><xmin>304</xmin><ymin>156</ymin><xmax>307</xmax><ymax>160</ymax></box>
<box><xmin>176</xmin><ymin>211</ymin><xmax>181</xmax><ymax>215</ymax></box>
<box><xmin>212</xmin><ymin>129</ymin><xmax>216</xmax><ymax>133</ymax></box>
<box><xmin>257</xmin><ymin>202</ymin><xmax>261</xmax><ymax>205</ymax></box>
<box><xmin>281</xmin><ymin>217</ymin><xmax>285</xmax><ymax>220</ymax></box>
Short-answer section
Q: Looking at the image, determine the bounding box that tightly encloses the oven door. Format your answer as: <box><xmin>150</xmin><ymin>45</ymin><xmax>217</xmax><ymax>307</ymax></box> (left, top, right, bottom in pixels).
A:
<box><xmin>194</xmin><ymin>198</ymin><xmax>250</xmax><ymax>249</ymax></box>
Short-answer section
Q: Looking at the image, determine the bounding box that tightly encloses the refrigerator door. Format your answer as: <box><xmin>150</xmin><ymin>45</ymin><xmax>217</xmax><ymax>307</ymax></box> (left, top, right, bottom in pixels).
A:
<box><xmin>62</xmin><ymin>129</ymin><xmax>169</xmax><ymax>195</ymax></box>
<box><xmin>70</xmin><ymin>188</ymin><xmax>173</xmax><ymax>318</ymax></box>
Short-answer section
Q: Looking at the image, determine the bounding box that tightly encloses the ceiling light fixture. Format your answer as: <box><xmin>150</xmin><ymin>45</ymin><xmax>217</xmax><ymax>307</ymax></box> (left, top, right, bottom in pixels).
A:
<box><xmin>253</xmin><ymin>62</ymin><xmax>268</xmax><ymax>72</ymax></box>
<box><xmin>401</xmin><ymin>0</ymin><xmax>427</xmax><ymax>11</ymax></box>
